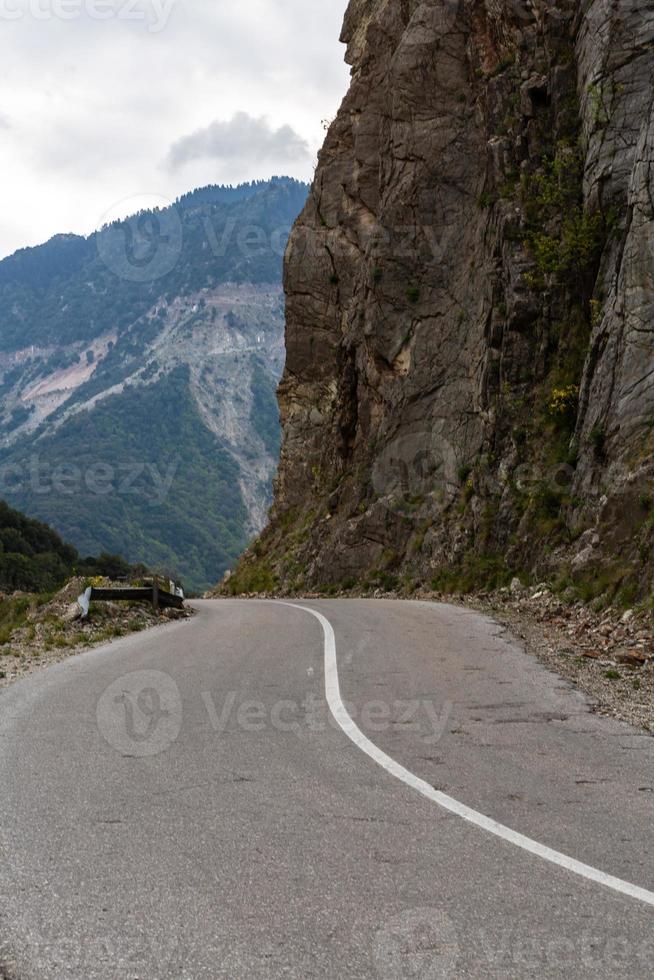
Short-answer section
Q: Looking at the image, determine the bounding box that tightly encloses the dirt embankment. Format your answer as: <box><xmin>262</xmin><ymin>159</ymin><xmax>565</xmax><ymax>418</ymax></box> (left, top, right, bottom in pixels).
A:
<box><xmin>466</xmin><ymin>582</ymin><xmax>654</xmax><ymax>735</ymax></box>
<box><xmin>0</xmin><ymin>577</ymin><xmax>191</xmax><ymax>689</ymax></box>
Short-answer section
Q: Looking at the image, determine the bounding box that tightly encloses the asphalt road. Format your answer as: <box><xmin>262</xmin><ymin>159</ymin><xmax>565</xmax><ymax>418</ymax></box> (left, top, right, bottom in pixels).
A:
<box><xmin>0</xmin><ymin>598</ymin><xmax>653</xmax><ymax>979</ymax></box>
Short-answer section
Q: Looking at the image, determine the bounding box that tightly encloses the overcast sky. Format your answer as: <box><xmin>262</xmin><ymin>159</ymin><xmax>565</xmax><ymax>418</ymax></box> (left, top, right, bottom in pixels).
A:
<box><xmin>0</xmin><ymin>0</ymin><xmax>351</xmax><ymax>259</ymax></box>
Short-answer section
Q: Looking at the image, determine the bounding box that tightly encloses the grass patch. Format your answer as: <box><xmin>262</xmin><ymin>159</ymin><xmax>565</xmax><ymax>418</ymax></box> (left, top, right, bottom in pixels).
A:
<box><xmin>0</xmin><ymin>596</ymin><xmax>32</xmax><ymax>645</ymax></box>
<box><xmin>555</xmin><ymin>563</ymin><xmax>638</xmax><ymax>609</ymax></box>
<box><xmin>489</xmin><ymin>53</ymin><xmax>515</xmax><ymax>77</ymax></box>
<box><xmin>225</xmin><ymin>558</ymin><xmax>278</xmax><ymax>595</ymax></box>
<box><xmin>430</xmin><ymin>554</ymin><xmax>515</xmax><ymax>594</ymax></box>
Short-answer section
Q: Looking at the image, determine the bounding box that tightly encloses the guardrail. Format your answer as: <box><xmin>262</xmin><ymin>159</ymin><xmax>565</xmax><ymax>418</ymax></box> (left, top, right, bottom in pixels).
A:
<box><xmin>77</xmin><ymin>578</ymin><xmax>184</xmax><ymax>618</ymax></box>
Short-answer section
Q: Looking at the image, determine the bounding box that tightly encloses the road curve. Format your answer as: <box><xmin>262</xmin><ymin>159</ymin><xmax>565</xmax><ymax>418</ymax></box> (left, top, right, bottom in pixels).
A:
<box><xmin>0</xmin><ymin>598</ymin><xmax>653</xmax><ymax>979</ymax></box>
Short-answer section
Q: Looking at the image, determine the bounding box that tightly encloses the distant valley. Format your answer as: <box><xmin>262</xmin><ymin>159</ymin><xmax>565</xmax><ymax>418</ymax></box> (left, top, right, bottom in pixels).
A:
<box><xmin>0</xmin><ymin>178</ymin><xmax>307</xmax><ymax>592</ymax></box>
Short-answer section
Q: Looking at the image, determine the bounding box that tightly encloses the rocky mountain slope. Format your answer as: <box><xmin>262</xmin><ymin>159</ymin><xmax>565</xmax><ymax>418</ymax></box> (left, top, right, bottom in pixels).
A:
<box><xmin>232</xmin><ymin>0</ymin><xmax>654</xmax><ymax>604</ymax></box>
<box><xmin>0</xmin><ymin>178</ymin><xmax>307</xmax><ymax>591</ymax></box>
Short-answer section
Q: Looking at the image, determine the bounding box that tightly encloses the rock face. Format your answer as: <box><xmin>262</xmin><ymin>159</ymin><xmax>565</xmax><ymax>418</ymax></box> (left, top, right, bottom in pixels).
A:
<box><xmin>238</xmin><ymin>0</ymin><xmax>654</xmax><ymax>599</ymax></box>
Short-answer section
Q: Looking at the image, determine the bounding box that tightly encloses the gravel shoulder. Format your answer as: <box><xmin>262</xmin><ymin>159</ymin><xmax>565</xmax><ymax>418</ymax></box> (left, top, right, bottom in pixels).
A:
<box><xmin>465</xmin><ymin>586</ymin><xmax>653</xmax><ymax>734</ymax></box>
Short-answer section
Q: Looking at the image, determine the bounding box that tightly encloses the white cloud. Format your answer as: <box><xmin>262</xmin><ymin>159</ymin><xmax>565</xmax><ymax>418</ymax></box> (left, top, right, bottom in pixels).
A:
<box><xmin>166</xmin><ymin>112</ymin><xmax>311</xmax><ymax>170</ymax></box>
<box><xmin>0</xmin><ymin>0</ymin><xmax>351</xmax><ymax>259</ymax></box>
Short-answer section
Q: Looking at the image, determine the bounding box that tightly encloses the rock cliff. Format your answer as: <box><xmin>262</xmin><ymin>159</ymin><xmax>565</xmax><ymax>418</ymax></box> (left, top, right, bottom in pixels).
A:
<box><xmin>233</xmin><ymin>0</ymin><xmax>654</xmax><ymax>603</ymax></box>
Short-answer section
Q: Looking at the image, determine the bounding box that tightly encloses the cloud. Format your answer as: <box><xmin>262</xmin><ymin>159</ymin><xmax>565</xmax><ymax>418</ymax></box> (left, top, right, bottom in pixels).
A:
<box><xmin>0</xmin><ymin>113</ymin><xmax>11</xmax><ymax>130</ymax></box>
<box><xmin>166</xmin><ymin>112</ymin><xmax>312</xmax><ymax>171</ymax></box>
<box><xmin>0</xmin><ymin>1</ymin><xmax>351</xmax><ymax>259</ymax></box>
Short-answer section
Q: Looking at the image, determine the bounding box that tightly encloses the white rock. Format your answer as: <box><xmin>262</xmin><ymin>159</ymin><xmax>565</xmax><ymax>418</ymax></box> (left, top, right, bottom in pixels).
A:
<box><xmin>572</xmin><ymin>545</ymin><xmax>595</xmax><ymax>567</ymax></box>
<box><xmin>62</xmin><ymin>601</ymin><xmax>83</xmax><ymax>623</ymax></box>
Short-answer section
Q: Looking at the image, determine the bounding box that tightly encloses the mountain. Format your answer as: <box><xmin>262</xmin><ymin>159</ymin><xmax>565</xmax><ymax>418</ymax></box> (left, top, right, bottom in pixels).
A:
<box><xmin>230</xmin><ymin>2</ymin><xmax>654</xmax><ymax>605</ymax></box>
<box><xmin>0</xmin><ymin>177</ymin><xmax>308</xmax><ymax>592</ymax></box>
<box><xmin>0</xmin><ymin>498</ymin><xmax>141</xmax><ymax>594</ymax></box>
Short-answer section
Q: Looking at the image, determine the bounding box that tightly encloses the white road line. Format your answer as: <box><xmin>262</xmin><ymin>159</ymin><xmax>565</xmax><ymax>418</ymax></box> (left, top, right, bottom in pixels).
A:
<box><xmin>279</xmin><ymin>600</ymin><xmax>654</xmax><ymax>909</ymax></box>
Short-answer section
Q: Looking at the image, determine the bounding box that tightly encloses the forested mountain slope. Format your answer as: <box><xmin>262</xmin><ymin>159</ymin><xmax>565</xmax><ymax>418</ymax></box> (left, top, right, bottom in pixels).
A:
<box><xmin>0</xmin><ymin>178</ymin><xmax>307</xmax><ymax>591</ymax></box>
<box><xmin>0</xmin><ymin>498</ymin><xmax>140</xmax><ymax>594</ymax></box>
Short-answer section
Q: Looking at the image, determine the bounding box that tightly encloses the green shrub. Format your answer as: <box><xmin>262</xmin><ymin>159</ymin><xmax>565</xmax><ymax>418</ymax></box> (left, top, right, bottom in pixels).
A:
<box><xmin>490</xmin><ymin>54</ymin><xmax>515</xmax><ymax>77</ymax></box>
<box><xmin>478</xmin><ymin>192</ymin><xmax>496</xmax><ymax>208</ymax></box>
<box><xmin>430</xmin><ymin>554</ymin><xmax>514</xmax><ymax>594</ymax></box>
<box><xmin>226</xmin><ymin>558</ymin><xmax>278</xmax><ymax>595</ymax></box>
<box><xmin>548</xmin><ymin>385</ymin><xmax>579</xmax><ymax>430</ymax></box>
